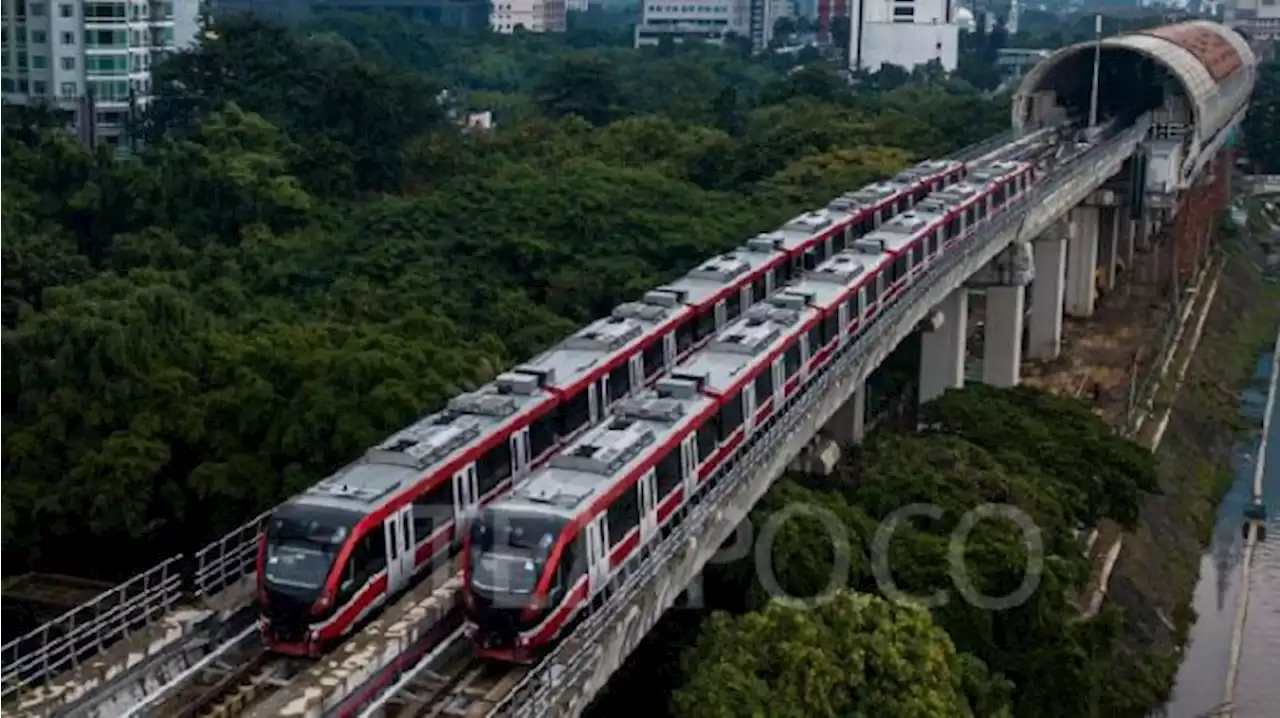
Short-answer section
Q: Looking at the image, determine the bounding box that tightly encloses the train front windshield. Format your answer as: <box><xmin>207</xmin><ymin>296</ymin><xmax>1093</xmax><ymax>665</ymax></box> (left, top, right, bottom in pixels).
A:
<box><xmin>264</xmin><ymin>505</ymin><xmax>360</xmax><ymax>594</ymax></box>
<box><xmin>469</xmin><ymin>509</ymin><xmax>566</xmax><ymax>598</ymax></box>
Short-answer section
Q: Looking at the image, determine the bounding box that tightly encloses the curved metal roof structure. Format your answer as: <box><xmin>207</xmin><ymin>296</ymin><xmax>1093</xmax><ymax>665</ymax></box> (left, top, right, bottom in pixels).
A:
<box><xmin>1013</xmin><ymin>21</ymin><xmax>1257</xmax><ymax>169</ymax></box>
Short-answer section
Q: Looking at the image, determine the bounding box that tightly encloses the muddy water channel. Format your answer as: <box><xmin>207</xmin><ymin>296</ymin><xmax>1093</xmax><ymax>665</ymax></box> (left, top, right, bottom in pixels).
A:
<box><xmin>1164</xmin><ymin>346</ymin><xmax>1279</xmax><ymax>717</ymax></box>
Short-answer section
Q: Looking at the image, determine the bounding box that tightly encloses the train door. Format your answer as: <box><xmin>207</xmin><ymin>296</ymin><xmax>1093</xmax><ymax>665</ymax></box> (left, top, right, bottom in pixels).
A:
<box><xmin>384</xmin><ymin>506</ymin><xmax>414</xmax><ymax>594</ymax></box>
<box><xmin>452</xmin><ymin>464</ymin><xmax>479</xmax><ymax>536</ymax></box>
<box><xmin>771</xmin><ymin>358</ymin><xmax>786</xmax><ymax>413</ymax></box>
<box><xmin>713</xmin><ymin>299</ymin><xmax>727</xmax><ymax>332</ymax></box>
<box><xmin>742</xmin><ymin>383</ymin><xmax>757</xmax><ymax>436</ymax></box>
<box><xmin>664</xmin><ymin>332</ymin><xmax>677</xmax><ymax>367</ymax></box>
<box><xmin>509</xmin><ymin>429</ymin><xmax>530</xmax><ymax>479</ymax></box>
<box><xmin>638</xmin><ymin>470</ymin><xmax>657</xmax><ymax>543</ymax></box>
<box><xmin>589</xmin><ymin>376</ymin><xmax>608</xmax><ymax>424</ymax></box>
<box><xmin>680</xmin><ymin>436</ymin><xmax>698</xmax><ymax>500</ymax></box>
<box><xmin>838</xmin><ymin>299</ymin><xmax>851</xmax><ymax>342</ymax></box>
<box><xmin>628</xmin><ymin>354</ymin><xmax>643</xmax><ymax>394</ymax></box>
<box><xmin>586</xmin><ymin>515</ymin><xmax>610</xmax><ymax>594</ymax></box>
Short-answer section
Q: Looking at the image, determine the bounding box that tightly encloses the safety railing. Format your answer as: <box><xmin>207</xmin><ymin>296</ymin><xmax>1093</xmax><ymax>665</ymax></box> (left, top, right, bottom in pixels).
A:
<box><xmin>194</xmin><ymin>512</ymin><xmax>268</xmax><ymax>599</ymax></box>
<box><xmin>1</xmin><ymin>513</ymin><xmax>267</xmax><ymax>703</ymax></box>
<box><xmin>492</xmin><ymin>116</ymin><xmax>1152</xmax><ymax>717</ymax></box>
<box><xmin>0</xmin><ymin>556</ymin><xmax>184</xmax><ymax>704</ymax></box>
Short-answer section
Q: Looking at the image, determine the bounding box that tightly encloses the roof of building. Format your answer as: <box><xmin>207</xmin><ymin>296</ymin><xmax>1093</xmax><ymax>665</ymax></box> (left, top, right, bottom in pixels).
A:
<box><xmin>1013</xmin><ymin>20</ymin><xmax>1256</xmax><ymax>159</ymax></box>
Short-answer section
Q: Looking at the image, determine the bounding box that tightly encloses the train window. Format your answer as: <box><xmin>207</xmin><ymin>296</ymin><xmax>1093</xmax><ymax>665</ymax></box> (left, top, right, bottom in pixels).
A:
<box><xmin>844</xmin><ymin>297</ymin><xmax>858</xmax><ymax>325</ymax></box>
<box><xmin>607</xmin><ymin>487</ymin><xmax>640</xmax><ymax>545</ymax></box>
<box><xmin>719</xmin><ymin>392</ymin><xmax>744</xmax><ymax>440</ymax></box>
<box><xmin>563</xmin><ymin>539</ymin><xmax>585</xmax><ymax>582</ymax></box>
<box><xmin>477</xmin><ymin>440</ymin><xmax>512</xmax><ymax>498</ymax></box>
<box><xmin>696</xmin><ymin>419</ymin><xmax>718</xmax><ymax>464</ymax></box>
<box><xmin>892</xmin><ymin>256</ymin><xmax>908</xmax><ymax>284</ymax></box>
<box><xmin>655</xmin><ymin>451</ymin><xmax>682</xmax><ymax>498</ymax></box>
<box><xmin>752</xmin><ymin>276</ymin><xmax>768</xmax><ymax>303</ymax></box>
<box><xmin>529</xmin><ymin>415</ymin><xmax>556</xmax><ymax>460</ymax></box>
<box><xmin>822</xmin><ymin>315</ymin><xmax>839</xmax><ymax>345</ymax></box>
<box><xmin>866</xmin><ymin>279</ymin><xmax>879</xmax><ymax>307</ymax></box>
<box><xmin>910</xmin><ymin>244</ymin><xmax>923</xmax><ymax>268</ymax></box>
<box><xmin>643</xmin><ymin>340</ymin><xmax>665</xmax><ymax>379</ymax></box>
<box><xmin>898</xmin><ymin>197</ymin><xmax>908</xmax><ymax>213</ymax></box>
<box><xmin>946</xmin><ymin>217</ymin><xmax>960</xmax><ymax>240</ymax></box>
<box><xmin>784</xmin><ymin>344</ymin><xmax>803</xmax><ymax>380</ymax></box>
<box><xmin>695</xmin><ymin>308</ymin><xmax>716</xmax><ymax>341</ymax></box>
<box><xmin>412</xmin><ymin>483</ymin><xmax>453</xmax><ymax>538</ymax></box>
<box><xmin>832</xmin><ymin>231</ymin><xmax>846</xmax><ymax>252</ymax></box>
<box><xmin>726</xmin><ymin>291</ymin><xmax>742</xmax><ymax>322</ymax></box>
<box><xmin>754</xmin><ymin>367</ymin><xmax>774</xmax><ymax>401</ymax></box>
<box><xmin>609</xmin><ymin>364</ymin><xmax>630</xmax><ymax>403</ymax></box>
<box><xmin>928</xmin><ymin>230</ymin><xmax>940</xmax><ymax>256</ymax></box>
<box><xmin>978</xmin><ymin>202</ymin><xmax>987</xmax><ymax>220</ymax></box>
<box><xmin>773</xmin><ymin>265</ymin><xmax>788</xmax><ymax>288</ymax></box>
<box><xmin>807</xmin><ymin>325</ymin><xmax>823</xmax><ymax>358</ymax></box>
<box><xmin>556</xmin><ymin>391</ymin><xmax>591</xmax><ymax>438</ymax></box>
<box><xmin>676</xmin><ymin>320</ymin><xmax>696</xmax><ymax>356</ymax></box>
<box><xmin>964</xmin><ymin>208</ymin><xmax>975</xmax><ymax>227</ymax></box>
<box><xmin>803</xmin><ymin>249</ymin><xmax>818</xmax><ymax>271</ymax></box>
<box><xmin>338</xmin><ymin>534</ymin><xmax>384</xmax><ymax>605</ymax></box>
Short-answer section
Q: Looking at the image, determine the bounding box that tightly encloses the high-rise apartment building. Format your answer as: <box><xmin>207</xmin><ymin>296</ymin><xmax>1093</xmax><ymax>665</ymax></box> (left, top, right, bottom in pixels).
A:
<box><xmin>847</xmin><ymin>0</ymin><xmax>960</xmax><ymax>73</ymax></box>
<box><xmin>634</xmin><ymin>0</ymin><xmax>774</xmax><ymax>50</ymax></box>
<box><xmin>2</xmin><ymin>0</ymin><xmax>200</xmax><ymax>147</ymax></box>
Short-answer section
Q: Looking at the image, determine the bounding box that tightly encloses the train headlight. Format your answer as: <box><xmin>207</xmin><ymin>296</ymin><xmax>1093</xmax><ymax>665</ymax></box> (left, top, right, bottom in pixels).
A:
<box><xmin>313</xmin><ymin>592</ymin><xmax>333</xmax><ymax>613</ymax></box>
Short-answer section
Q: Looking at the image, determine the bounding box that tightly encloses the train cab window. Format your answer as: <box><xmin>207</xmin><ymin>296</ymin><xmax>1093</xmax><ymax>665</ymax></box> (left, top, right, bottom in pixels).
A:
<box><xmin>695</xmin><ymin>308</ymin><xmax>717</xmax><ymax>341</ymax></box>
<box><xmin>752</xmin><ymin>276</ymin><xmax>768</xmax><ymax>303</ymax></box>
<box><xmin>822</xmin><ymin>315</ymin><xmax>839</xmax><ymax>345</ymax></box>
<box><xmin>609</xmin><ymin>364</ymin><xmax>630</xmax><ymax>403</ymax></box>
<box><xmin>754</xmin><ymin>367</ymin><xmax>774</xmax><ymax>401</ymax></box>
<box><xmin>643</xmin><ymin>341</ymin><xmax>665</xmax><ymax>381</ymax></box>
<box><xmin>412</xmin><ymin>483</ymin><xmax>454</xmax><ymax>539</ymax></box>
<box><xmin>783</xmin><ymin>344</ymin><xmax>803</xmax><ymax>380</ymax></box>
<box><xmin>556</xmin><ymin>391</ymin><xmax>591</xmax><ymax>438</ymax></box>
<box><xmin>607</xmin><ymin>488</ymin><xmax>641</xmax><ymax>545</ymax></box>
<box><xmin>468</xmin><ymin>509</ymin><xmax>566</xmax><ymax>598</ymax></box>
<box><xmin>726</xmin><ymin>291</ymin><xmax>742</xmax><ymax>323</ymax></box>
<box><xmin>655</xmin><ymin>451</ymin><xmax>682</xmax><ymax>498</ymax></box>
<box><xmin>718</xmin><ymin>392</ymin><xmax>744</xmax><ymax>440</ymax></box>
<box><xmin>529</xmin><ymin>415</ymin><xmax>556</xmax><ymax>460</ymax></box>
<box><xmin>696</xmin><ymin>419</ymin><xmax>719</xmax><ymax>464</ymax></box>
<box><xmin>476</xmin><ymin>440</ymin><xmax>512</xmax><ymax>497</ymax></box>
<box><xmin>675</xmin><ymin>320</ymin><xmax>696</xmax><ymax>356</ymax></box>
<box><xmin>807</xmin><ymin>325</ymin><xmax>823</xmax><ymax>357</ymax></box>
<box><xmin>264</xmin><ymin>505</ymin><xmax>360</xmax><ymax>595</ymax></box>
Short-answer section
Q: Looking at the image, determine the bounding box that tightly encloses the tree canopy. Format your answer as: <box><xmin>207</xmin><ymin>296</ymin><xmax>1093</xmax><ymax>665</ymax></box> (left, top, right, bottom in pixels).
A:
<box><xmin>670</xmin><ymin>386</ymin><xmax>1163</xmax><ymax>718</ymax></box>
<box><xmin>1</xmin><ymin>13</ymin><xmax>1008</xmax><ymax>577</ymax></box>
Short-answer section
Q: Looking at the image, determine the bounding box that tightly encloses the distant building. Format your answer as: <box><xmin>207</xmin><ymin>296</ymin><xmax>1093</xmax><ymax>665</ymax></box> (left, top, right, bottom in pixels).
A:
<box><xmin>1</xmin><ymin>0</ymin><xmax>202</xmax><ymax>149</ymax></box>
<box><xmin>1225</xmin><ymin>0</ymin><xmax>1280</xmax><ymax>43</ymax></box>
<box><xmin>847</xmin><ymin>0</ymin><xmax>961</xmax><ymax>73</ymax></box>
<box><xmin>566</xmin><ymin>0</ymin><xmax>589</xmax><ymax>10</ymax></box>
<box><xmin>634</xmin><ymin>0</ymin><xmax>775</xmax><ymax>50</ymax></box>
<box><xmin>491</xmin><ymin>0</ymin><xmax>566</xmax><ymax>32</ymax></box>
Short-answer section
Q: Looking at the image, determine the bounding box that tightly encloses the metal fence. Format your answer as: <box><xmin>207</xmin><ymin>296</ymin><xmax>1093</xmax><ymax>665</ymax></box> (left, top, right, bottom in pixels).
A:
<box><xmin>1</xmin><ymin>556</ymin><xmax>184</xmax><ymax>703</ymax></box>
<box><xmin>0</xmin><ymin>512</ymin><xmax>266</xmax><ymax>703</ymax></box>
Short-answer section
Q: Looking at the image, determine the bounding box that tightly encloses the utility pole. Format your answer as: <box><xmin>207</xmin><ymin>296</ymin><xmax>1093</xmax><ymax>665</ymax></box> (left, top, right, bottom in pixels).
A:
<box><xmin>1088</xmin><ymin>12</ymin><xmax>1102</xmax><ymax>130</ymax></box>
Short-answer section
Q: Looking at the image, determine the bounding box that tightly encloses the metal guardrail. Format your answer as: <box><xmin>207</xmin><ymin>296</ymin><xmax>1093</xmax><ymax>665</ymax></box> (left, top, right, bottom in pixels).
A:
<box><xmin>0</xmin><ymin>512</ymin><xmax>266</xmax><ymax>704</ymax></box>
<box><xmin>194</xmin><ymin>512</ymin><xmax>267</xmax><ymax>599</ymax></box>
<box><xmin>0</xmin><ymin>556</ymin><xmax>184</xmax><ymax>704</ymax></box>
<box><xmin>491</xmin><ymin>115</ymin><xmax>1152</xmax><ymax>717</ymax></box>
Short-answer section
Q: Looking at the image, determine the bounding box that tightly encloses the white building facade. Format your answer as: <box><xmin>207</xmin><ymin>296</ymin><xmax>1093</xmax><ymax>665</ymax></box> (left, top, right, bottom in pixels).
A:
<box><xmin>491</xmin><ymin>0</ymin><xmax>566</xmax><ymax>33</ymax></box>
<box><xmin>1226</xmin><ymin>0</ymin><xmax>1280</xmax><ymax>43</ymax></box>
<box><xmin>634</xmin><ymin>0</ymin><xmax>774</xmax><ymax>51</ymax></box>
<box><xmin>847</xmin><ymin>0</ymin><xmax>960</xmax><ymax>73</ymax></box>
<box><xmin>2</xmin><ymin>0</ymin><xmax>200</xmax><ymax>146</ymax></box>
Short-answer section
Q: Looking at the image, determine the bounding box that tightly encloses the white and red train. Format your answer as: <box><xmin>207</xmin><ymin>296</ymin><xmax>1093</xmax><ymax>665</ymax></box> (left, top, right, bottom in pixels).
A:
<box><xmin>253</xmin><ymin>159</ymin><xmax>977</xmax><ymax>656</ymax></box>
<box><xmin>459</xmin><ymin>159</ymin><xmax>1038</xmax><ymax>662</ymax></box>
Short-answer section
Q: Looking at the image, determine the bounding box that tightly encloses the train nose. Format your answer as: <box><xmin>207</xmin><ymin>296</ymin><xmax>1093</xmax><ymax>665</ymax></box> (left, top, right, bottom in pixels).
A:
<box><xmin>476</xmin><ymin>609</ymin><xmax>520</xmax><ymax>648</ymax></box>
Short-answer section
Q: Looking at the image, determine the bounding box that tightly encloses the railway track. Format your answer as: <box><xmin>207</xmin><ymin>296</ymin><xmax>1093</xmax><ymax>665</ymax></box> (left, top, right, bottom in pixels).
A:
<box><xmin>148</xmin><ymin>639</ymin><xmax>306</xmax><ymax>718</ymax></box>
<box><xmin>359</xmin><ymin>632</ymin><xmax>528</xmax><ymax>718</ymax></box>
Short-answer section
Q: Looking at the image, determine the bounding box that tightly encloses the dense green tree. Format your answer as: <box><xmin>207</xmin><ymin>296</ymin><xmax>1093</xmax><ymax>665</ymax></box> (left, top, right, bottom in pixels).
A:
<box><xmin>672</xmin><ymin>591</ymin><xmax>1012</xmax><ymax>718</ymax></box>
